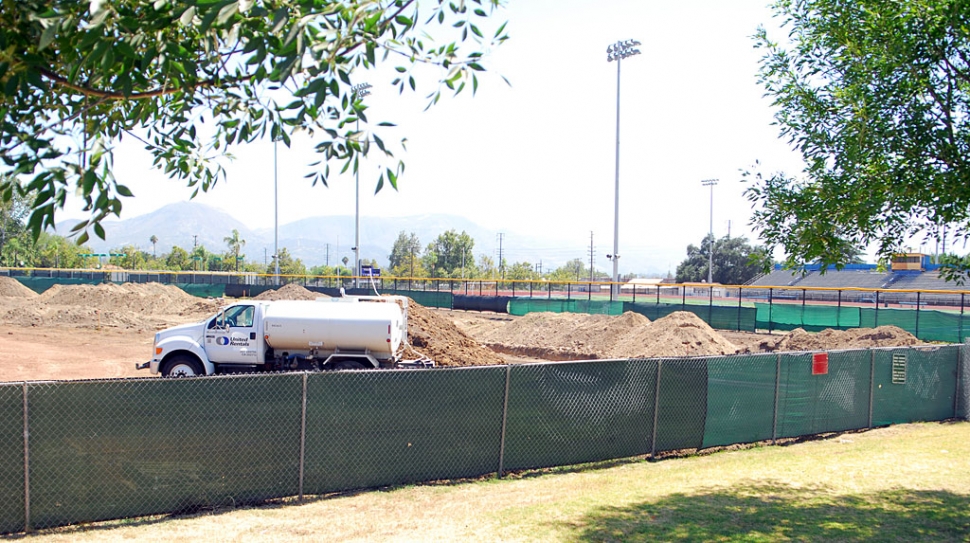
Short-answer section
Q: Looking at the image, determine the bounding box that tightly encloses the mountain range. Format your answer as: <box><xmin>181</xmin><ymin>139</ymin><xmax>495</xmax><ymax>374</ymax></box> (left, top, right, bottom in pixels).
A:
<box><xmin>54</xmin><ymin>202</ymin><xmax>667</xmax><ymax>275</ymax></box>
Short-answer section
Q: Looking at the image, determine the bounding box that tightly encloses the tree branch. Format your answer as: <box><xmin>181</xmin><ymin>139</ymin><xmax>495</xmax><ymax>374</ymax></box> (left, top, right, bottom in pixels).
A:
<box><xmin>37</xmin><ymin>66</ymin><xmax>255</xmax><ymax>100</ymax></box>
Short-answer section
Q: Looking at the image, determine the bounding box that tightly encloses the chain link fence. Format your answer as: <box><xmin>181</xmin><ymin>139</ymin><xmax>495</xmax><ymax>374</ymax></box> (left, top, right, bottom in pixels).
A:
<box><xmin>0</xmin><ymin>344</ymin><xmax>965</xmax><ymax>533</ymax></box>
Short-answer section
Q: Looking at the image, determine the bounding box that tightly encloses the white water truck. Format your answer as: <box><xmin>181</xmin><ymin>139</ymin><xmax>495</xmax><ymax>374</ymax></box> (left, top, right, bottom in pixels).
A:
<box><xmin>136</xmin><ymin>295</ymin><xmax>429</xmax><ymax>377</ymax></box>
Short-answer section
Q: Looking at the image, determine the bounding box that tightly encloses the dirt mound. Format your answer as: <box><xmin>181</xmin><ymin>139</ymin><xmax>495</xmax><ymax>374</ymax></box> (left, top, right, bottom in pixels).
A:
<box><xmin>477</xmin><ymin>311</ymin><xmax>651</xmax><ymax>360</ymax></box>
<box><xmin>760</xmin><ymin>325</ymin><xmax>923</xmax><ymax>352</ymax></box>
<box><xmin>609</xmin><ymin>311</ymin><xmax>740</xmax><ymax>358</ymax></box>
<box><xmin>0</xmin><ymin>277</ymin><xmax>36</xmax><ymax>298</ymax></box>
<box><xmin>254</xmin><ymin>283</ymin><xmax>326</xmax><ymax>301</ymax></box>
<box><xmin>0</xmin><ymin>304</ymin><xmax>144</xmax><ymax>329</ymax></box>
<box><xmin>39</xmin><ymin>282</ymin><xmax>204</xmax><ymax>314</ymax></box>
<box><xmin>402</xmin><ymin>301</ymin><xmax>505</xmax><ymax>367</ymax></box>
<box><xmin>0</xmin><ymin>282</ymin><xmax>225</xmax><ymax>331</ymax></box>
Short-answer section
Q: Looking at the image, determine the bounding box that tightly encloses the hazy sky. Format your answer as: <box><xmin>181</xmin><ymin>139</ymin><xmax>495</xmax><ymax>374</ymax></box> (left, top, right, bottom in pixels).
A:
<box><xmin>64</xmin><ymin>0</ymin><xmax>809</xmax><ymax>274</ymax></box>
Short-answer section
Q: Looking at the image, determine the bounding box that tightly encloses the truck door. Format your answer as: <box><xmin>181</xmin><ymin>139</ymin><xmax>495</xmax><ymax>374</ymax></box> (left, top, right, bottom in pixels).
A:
<box><xmin>205</xmin><ymin>305</ymin><xmax>260</xmax><ymax>364</ymax></box>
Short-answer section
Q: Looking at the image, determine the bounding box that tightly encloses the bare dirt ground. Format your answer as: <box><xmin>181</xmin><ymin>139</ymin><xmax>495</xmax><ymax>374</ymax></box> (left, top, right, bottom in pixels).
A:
<box><xmin>0</xmin><ymin>278</ymin><xmax>929</xmax><ymax>381</ymax></box>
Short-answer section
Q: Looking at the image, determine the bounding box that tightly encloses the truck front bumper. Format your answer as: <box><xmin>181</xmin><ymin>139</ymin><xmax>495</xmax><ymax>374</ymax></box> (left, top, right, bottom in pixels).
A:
<box><xmin>136</xmin><ymin>360</ymin><xmax>161</xmax><ymax>374</ymax></box>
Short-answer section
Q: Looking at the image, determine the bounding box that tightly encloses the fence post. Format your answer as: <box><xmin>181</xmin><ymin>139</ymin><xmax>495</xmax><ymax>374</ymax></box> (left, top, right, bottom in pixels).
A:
<box><xmin>868</xmin><ymin>349</ymin><xmax>875</xmax><ymax>429</ymax></box>
<box><xmin>957</xmin><ymin>292</ymin><xmax>967</xmax><ymax>343</ymax></box>
<box><xmin>768</xmin><ymin>289</ymin><xmax>774</xmax><ymax>333</ymax></box>
<box><xmin>708</xmin><ymin>286</ymin><xmax>713</xmax><ymax>326</ymax></box>
<box><xmin>497</xmin><ymin>365</ymin><xmax>512</xmax><ymax>478</ymax></box>
<box><xmin>875</xmin><ymin>290</ymin><xmax>880</xmax><ymax>328</ymax></box>
<box><xmin>299</xmin><ymin>373</ymin><xmax>308</xmax><ymax>501</ymax></box>
<box><xmin>916</xmin><ymin>292</ymin><xmax>921</xmax><ymax>339</ymax></box>
<box><xmin>772</xmin><ymin>353</ymin><xmax>781</xmax><ymax>444</ymax></box>
<box><xmin>650</xmin><ymin>360</ymin><xmax>662</xmax><ymax>459</ymax></box>
<box><xmin>22</xmin><ymin>382</ymin><xmax>29</xmax><ymax>533</ymax></box>
<box><xmin>954</xmin><ymin>345</ymin><xmax>964</xmax><ymax>420</ymax></box>
<box><xmin>737</xmin><ymin>287</ymin><xmax>743</xmax><ymax>332</ymax></box>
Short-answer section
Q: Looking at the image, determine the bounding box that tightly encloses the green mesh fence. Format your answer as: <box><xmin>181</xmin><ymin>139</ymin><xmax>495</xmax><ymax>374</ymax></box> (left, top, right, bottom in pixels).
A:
<box><xmin>381</xmin><ymin>290</ymin><xmax>453</xmax><ymax>309</ymax></box>
<box><xmin>654</xmin><ymin>359</ymin><xmax>709</xmax><ymax>452</ymax></box>
<box><xmin>508</xmin><ymin>298</ymin><xmax>623</xmax><ymax>316</ymax></box>
<box><xmin>702</xmin><ymin>354</ymin><xmax>777</xmax><ymax>448</ymax></box>
<box><xmin>775</xmin><ymin>350</ymin><xmax>872</xmax><ymax>438</ymax></box>
<box><xmin>302</xmin><ymin>366</ymin><xmax>505</xmax><ymax>493</ymax></box>
<box><xmin>0</xmin><ymin>343</ymin><xmax>964</xmax><ymax>533</ymax></box>
<box><xmin>175</xmin><ymin>283</ymin><xmax>227</xmax><ymax>298</ymax></box>
<box><xmin>26</xmin><ymin>376</ymin><xmax>302</xmax><ymax>530</ymax></box>
<box><xmin>0</xmin><ymin>384</ymin><xmax>24</xmax><ymax>534</ymax></box>
<box><xmin>12</xmin><ymin>277</ymin><xmax>102</xmax><ymax>294</ymax></box>
<box><xmin>756</xmin><ymin>303</ymin><xmax>861</xmax><ymax>332</ymax></box>
<box><xmin>502</xmin><ymin>359</ymin><xmax>657</xmax><ymax>471</ymax></box>
<box><xmin>872</xmin><ymin>347</ymin><xmax>959</xmax><ymax>426</ymax></box>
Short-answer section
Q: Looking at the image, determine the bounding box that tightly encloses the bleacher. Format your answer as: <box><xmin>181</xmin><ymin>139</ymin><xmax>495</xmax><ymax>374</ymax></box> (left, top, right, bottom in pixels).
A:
<box><xmin>747</xmin><ymin>265</ymin><xmax>970</xmax><ymax>307</ymax></box>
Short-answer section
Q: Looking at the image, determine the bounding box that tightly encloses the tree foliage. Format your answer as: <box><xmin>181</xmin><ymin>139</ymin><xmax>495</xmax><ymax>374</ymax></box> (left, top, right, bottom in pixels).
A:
<box><xmin>748</xmin><ymin>0</ymin><xmax>970</xmax><ymax>276</ymax></box>
<box><xmin>423</xmin><ymin>229</ymin><xmax>474</xmax><ymax>277</ymax></box>
<box><xmin>675</xmin><ymin>234</ymin><xmax>768</xmax><ymax>285</ymax></box>
<box><xmin>387</xmin><ymin>230</ymin><xmax>420</xmax><ymax>270</ymax></box>
<box><xmin>0</xmin><ymin>0</ymin><xmax>508</xmax><ymax>243</ymax></box>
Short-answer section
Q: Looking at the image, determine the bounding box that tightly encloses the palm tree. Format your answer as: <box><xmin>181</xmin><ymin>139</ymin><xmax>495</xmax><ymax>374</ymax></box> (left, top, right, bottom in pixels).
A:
<box><xmin>149</xmin><ymin>235</ymin><xmax>158</xmax><ymax>258</ymax></box>
<box><xmin>224</xmin><ymin>229</ymin><xmax>245</xmax><ymax>272</ymax></box>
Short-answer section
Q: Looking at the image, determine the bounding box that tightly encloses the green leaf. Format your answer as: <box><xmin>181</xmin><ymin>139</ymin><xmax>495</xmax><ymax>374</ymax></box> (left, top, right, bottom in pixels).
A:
<box><xmin>39</xmin><ymin>24</ymin><xmax>58</xmax><ymax>51</ymax></box>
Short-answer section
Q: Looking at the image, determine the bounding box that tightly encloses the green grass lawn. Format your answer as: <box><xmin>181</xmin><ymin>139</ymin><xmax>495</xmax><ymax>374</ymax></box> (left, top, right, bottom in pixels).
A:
<box><xmin>32</xmin><ymin>421</ymin><xmax>970</xmax><ymax>542</ymax></box>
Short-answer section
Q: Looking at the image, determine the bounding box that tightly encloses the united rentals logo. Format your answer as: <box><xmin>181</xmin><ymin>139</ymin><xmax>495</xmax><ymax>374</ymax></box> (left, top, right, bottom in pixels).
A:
<box><xmin>217</xmin><ymin>336</ymin><xmax>230</xmax><ymax>346</ymax></box>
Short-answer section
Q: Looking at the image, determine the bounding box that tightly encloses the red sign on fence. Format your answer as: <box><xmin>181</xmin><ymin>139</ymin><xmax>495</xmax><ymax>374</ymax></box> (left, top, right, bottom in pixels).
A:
<box><xmin>812</xmin><ymin>352</ymin><xmax>829</xmax><ymax>375</ymax></box>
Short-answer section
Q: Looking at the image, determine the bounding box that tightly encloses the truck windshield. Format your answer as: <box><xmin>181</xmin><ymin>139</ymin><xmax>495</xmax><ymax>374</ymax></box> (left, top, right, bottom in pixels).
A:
<box><xmin>207</xmin><ymin>305</ymin><xmax>255</xmax><ymax>329</ymax></box>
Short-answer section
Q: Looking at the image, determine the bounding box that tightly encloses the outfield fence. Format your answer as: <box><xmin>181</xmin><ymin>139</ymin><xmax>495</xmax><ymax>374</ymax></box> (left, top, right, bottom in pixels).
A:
<box><xmin>0</xmin><ymin>344</ymin><xmax>966</xmax><ymax>533</ymax></box>
<box><xmin>6</xmin><ymin>269</ymin><xmax>970</xmax><ymax>341</ymax></box>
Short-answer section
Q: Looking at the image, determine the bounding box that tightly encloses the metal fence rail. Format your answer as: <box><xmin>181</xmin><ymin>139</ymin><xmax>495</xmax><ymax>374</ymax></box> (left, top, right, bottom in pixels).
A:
<box><xmin>0</xmin><ymin>344</ymin><xmax>964</xmax><ymax>534</ymax></box>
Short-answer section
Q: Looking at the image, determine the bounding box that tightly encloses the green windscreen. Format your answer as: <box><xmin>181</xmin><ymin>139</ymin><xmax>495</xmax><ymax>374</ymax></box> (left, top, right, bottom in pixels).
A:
<box><xmin>654</xmin><ymin>359</ymin><xmax>709</xmax><ymax>452</ymax></box>
<box><xmin>872</xmin><ymin>346</ymin><xmax>958</xmax><ymax>426</ymax></box>
<box><xmin>702</xmin><ymin>354</ymin><xmax>777</xmax><ymax>448</ymax></box>
<box><xmin>0</xmin><ymin>384</ymin><xmax>24</xmax><ymax>534</ymax></box>
<box><xmin>26</xmin><ymin>375</ymin><xmax>302</xmax><ymax>530</ymax></box>
<box><xmin>302</xmin><ymin>366</ymin><xmax>505</xmax><ymax>493</ymax></box>
<box><xmin>508</xmin><ymin>298</ymin><xmax>623</xmax><ymax>316</ymax></box>
<box><xmin>502</xmin><ymin>359</ymin><xmax>656</xmax><ymax>471</ymax></box>
<box><xmin>775</xmin><ymin>351</ymin><xmax>871</xmax><ymax>438</ymax></box>
<box><xmin>756</xmin><ymin>303</ymin><xmax>861</xmax><ymax>332</ymax></box>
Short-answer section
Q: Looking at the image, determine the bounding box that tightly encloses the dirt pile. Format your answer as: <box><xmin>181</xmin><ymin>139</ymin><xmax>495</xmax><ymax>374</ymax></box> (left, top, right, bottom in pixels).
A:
<box><xmin>468</xmin><ymin>310</ymin><xmax>739</xmax><ymax>360</ymax></box>
<box><xmin>402</xmin><ymin>301</ymin><xmax>506</xmax><ymax>367</ymax></box>
<box><xmin>609</xmin><ymin>311</ymin><xmax>739</xmax><ymax>358</ymax></box>
<box><xmin>0</xmin><ymin>277</ymin><xmax>37</xmax><ymax>298</ymax></box>
<box><xmin>0</xmin><ymin>282</ymin><xmax>222</xmax><ymax>331</ymax></box>
<box><xmin>254</xmin><ymin>283</ymin><xmax>326</xmax><ymax>301</ymax></box>
<box><xmin>40</xmin><ymin>282</ymin><xmax>204</xmax><ymax>315</ymax></box>
<box><xmin>476</xmin><ymin>311</ymin><xmax>651</xmax><ymax>360</ymax></box>
<box><xmin>759</xmin><ymin>326</ymin><xmax>923</xmax><ymax>352</ymax></box>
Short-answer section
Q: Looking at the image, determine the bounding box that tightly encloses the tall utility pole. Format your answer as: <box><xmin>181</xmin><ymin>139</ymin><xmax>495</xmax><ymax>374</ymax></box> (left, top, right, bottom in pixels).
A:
<box><xmin>351</xmin><ymin>82</ymin><xmax>372</xmax><ymax>288</ymax></box>
<box><xmin>702</xmin><ymin>178</ymin><xmax>718</xmax><ymax>284</ymax></box>
<box><xmin>325</xmin><ymin>243</ymin><xmax>330</xmax><ymax>267</ymax></box>
<box><xmin>606</xmin><ymin>39</ymin><xmax>641</xmax><ymax>297</ymax></box>
<box><xmin>588</xmin><ymin>231</ymin><xmax>595</xmax><ymax>282</ymax></box>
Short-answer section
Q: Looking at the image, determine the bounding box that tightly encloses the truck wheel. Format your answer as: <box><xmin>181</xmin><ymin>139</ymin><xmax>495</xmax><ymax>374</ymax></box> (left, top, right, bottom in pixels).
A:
<box><xmin>331</xmin><ymin>360</ymin><xmax>365</xmax><ymax>371</ymax></box>
<box><xmin>161</xmin><ymin>355</ymin><xmax>204</xmax><ymax>378</ymax></box>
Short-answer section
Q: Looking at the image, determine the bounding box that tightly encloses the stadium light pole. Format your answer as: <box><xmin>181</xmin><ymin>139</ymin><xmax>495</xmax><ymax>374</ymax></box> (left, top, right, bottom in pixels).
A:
<box><xmin>273</xmin><ymin>138</ymin><xmax>280</xmax><ymax>285</ymax></box>
<box><xmin>607</xmin><ymin>39</ymin><xmax>640</xmax><ymax>297</ymax></box>
<box><xmin>351</xmin><ymin>82</ymin><xmax>372</xmax><ymax>288</ymax></box>
<box><xmin>702</xmin><ymin>178</ymin><xmax>718</xmax><ymax>284</ymax></box>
